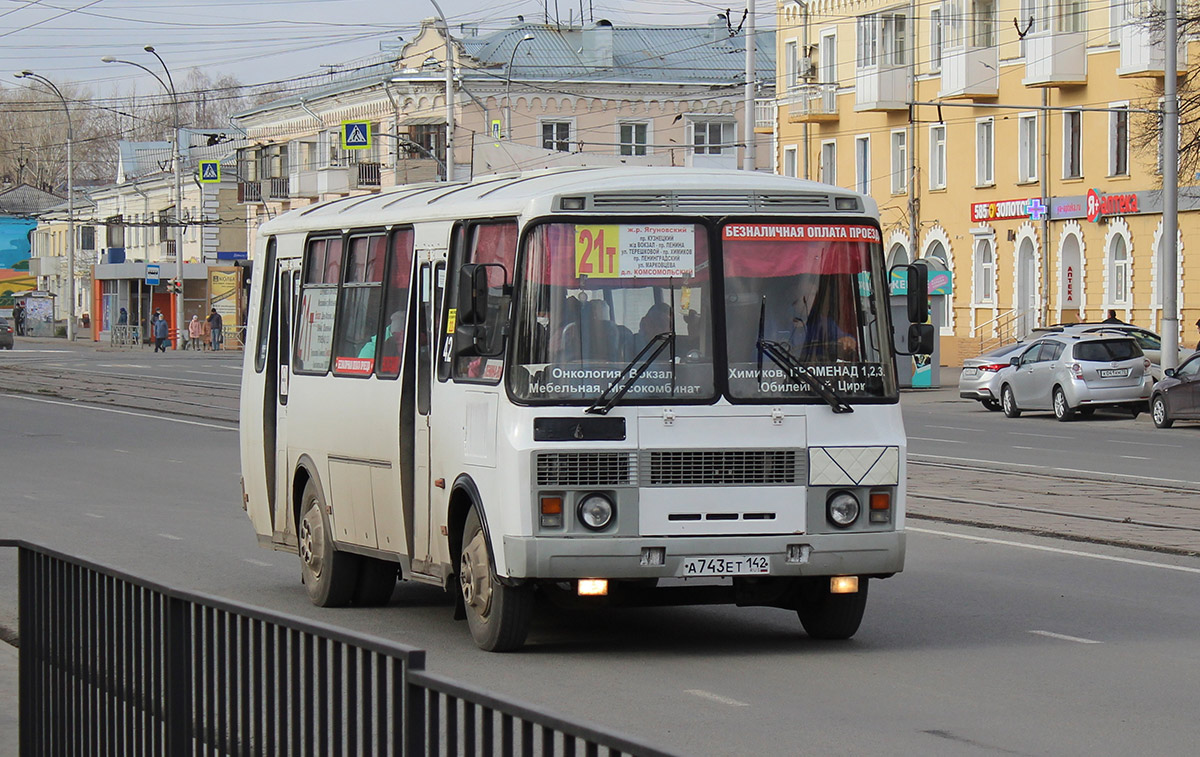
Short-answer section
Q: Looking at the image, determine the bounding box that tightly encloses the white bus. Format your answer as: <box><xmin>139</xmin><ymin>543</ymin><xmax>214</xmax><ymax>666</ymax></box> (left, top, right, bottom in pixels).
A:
<box><xmin>239</xmin><ymin>167</ymin><xmax>932</xmax><ymax>651</ymax></box>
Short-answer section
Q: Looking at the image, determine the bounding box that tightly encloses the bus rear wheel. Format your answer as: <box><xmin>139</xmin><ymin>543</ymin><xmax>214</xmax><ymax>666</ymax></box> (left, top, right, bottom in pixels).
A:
<box><xmin>298</xmin><ymin>479</ymin><xmax>360</xmax><ymax>607</ymax></box>
<box><xmin>459</xmin><ymin>507</ymin><xmax>533</xmax><ymax>652</ymax></box>
<box><xmin>796</xmin><ymin>577</ymin><xmax>869</xmax><ymax>640</ymax></box>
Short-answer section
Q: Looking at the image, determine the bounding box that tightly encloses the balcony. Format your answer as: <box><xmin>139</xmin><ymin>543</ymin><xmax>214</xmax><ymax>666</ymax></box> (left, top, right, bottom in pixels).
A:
<box><xmin>265</xmin><ymin>177</ymin><xmax>290</xmax><ymax>200</ymax></box>
<box><xmin>237</xmin><ymin>181</ymin><xmax>262</xmax><ymax>204</ymax></box>
<box><xmin>1118</xmin><ymin>21</ymin><xmax>1187</xmax><ymax>77</ymax></box>
<box><xmin>288</xmin><ymin>169</ymin><xmax>318</xmax><ymax>198</ymax></box>
<box><xmin>1022</xmin><ymin>31</ymin><xmax>1086</xmax><ymax>87</ymax></box>
<box><xmin>938</xmin><ymin>44</ymin><xmax>998</xmax><ymax>99</ymax></box>
<box><xmin>786</xmin><ymin>84</ymin><xmax>839</xmax><ymax>123</ymax></box>
<box><xmin>357</xmin><ymin>162</ymin><xmax>382</xmax><ymax>187</ymax></box>
<box><xmin>754</xmin><ymin>97</ymin><xmax>775</xmax><ymax>133</ymax></box>
<box><xmin>855</xmin><ymin>64</ymin><xmax>907</xmax><ymax>111</ymax></box>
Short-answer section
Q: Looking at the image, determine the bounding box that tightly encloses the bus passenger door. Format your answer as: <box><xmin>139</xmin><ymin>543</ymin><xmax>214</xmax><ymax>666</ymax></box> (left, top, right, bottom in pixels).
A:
<box><xmin>412</xmin><ymin>261</ymin><xmax>435</xmax><ymax>568</ymax></box>
<box><xmin>272</xmin><ymin>261</ymin><xmax>300</xmax><ymax>543</ymax></box>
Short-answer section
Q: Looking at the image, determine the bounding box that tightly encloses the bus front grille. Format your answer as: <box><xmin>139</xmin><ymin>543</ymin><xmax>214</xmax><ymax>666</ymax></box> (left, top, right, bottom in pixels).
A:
<box><xmin>536</xmin><ymin>452</ymin><xmax>636</xmax><ymax>487</ymax></box>
<box><xmin>643</xmin><ymin>449</ymin><xmax>802</xmax><ymax>486</ymax></box>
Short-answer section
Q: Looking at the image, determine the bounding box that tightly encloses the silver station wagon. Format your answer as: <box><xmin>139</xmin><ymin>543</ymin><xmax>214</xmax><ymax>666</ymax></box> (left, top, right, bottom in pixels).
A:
<box><xmin>999</xmin><ymin>334</ymin><xmax>1153</xmax><ymax>421</ymax></box>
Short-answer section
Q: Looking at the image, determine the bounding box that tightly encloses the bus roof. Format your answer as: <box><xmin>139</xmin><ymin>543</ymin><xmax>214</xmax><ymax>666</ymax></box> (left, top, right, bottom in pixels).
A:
<box><xmin>258</xmin><ymin>167</ymin><xmax>875</xmax><ymax>236</ymax></box>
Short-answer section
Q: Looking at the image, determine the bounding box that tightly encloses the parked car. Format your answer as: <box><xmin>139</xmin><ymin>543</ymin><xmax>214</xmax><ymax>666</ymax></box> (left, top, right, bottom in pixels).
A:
<box><xmin>0</xmin><ymin>317</ymin><xmax>13</xmax><ymax>349</ymax></box>
<box><xmin>1045</xmin><ymin>323</ymin><xmax>1191</xmax><ymax>380</ymax></box>
<box><xmin>1150</xmin><ymin>352</ymin><xmax>1200</xmax><ymax>428</ymax></box>
<box><xmin>999</xmin><ymin>334</ymin><xmax>1152</xmax><ymax>421</ymax></box>
<box><xmin>958</xmin><ymin>341</ymin><xmax>1027</xmax><ymax>410</ymax></box>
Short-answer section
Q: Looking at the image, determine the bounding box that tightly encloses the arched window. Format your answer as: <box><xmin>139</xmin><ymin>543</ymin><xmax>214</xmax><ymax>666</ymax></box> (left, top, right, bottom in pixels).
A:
<box><xmin>1109</xmin><ymin>234</ymin><xmax>1130</xmax><ymax>306</ymax></box>
<box><xmin>924</xmin><ymin>240</ymin><xmax>950</xmax><ymax>332</ymax></box>
<box><xmin>974</xmin><ymin>237</ymin><xmax>995</xmax><ymax>304</ymax></box>
<box><xmin>887</xmin><ymin>242</ymin><xmax>909</xmax><ymax>269</ymax></box>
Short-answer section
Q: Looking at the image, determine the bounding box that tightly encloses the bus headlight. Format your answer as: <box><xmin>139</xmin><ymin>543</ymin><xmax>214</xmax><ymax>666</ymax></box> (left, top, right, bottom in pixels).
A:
<box><xmin>578</xmin><ymin>494</ymin><xmax>615</xmax><ymax>531</ymax></box>
<box><xmin>827</xmin><ymin>491</ymin><xmax>860</xmax><ymax>528</ymax></box>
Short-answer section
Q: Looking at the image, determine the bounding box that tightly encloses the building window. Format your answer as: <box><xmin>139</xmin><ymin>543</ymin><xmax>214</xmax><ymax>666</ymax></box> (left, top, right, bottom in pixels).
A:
<box><xmin>819</xmin><ymin>30</ymin><xmax>837</xmax><ymax>84</ymax></box>
<box><xmin>974</xmin><ymin>237</ymin><xmax>995</xmax><ymax>304</ymax></box>
<box><xmin>891</xmin><ymin>130</ymin><xmax>907</xmax><ymax>194</ymax></box>
<box><xmin>1110</xmin><ymin>104</ymin><xmax>1129</xmax><ymax>176</ymax></box>
<box><xmin>692</xmin><ymin>121</ymin><xmax>732</xmax><ymax>155</ymax></box>
<box><xmin>619</xmin><ymin>122</ymin><xmax>648</xmax><ymax>156</ymax></box>
<box><xmin>925</xmin><ymin>240</ymin><xmax>951</xmax><ymax>332</ymax></box>
<box><xmin>783</xmin><ymin>146</ymin><xmax>798</xmax><ymax>178</ymax></box>
<box><xmin>976</xmin><ymin>118</ymin><xmax>994</xmax><ymax>186</ymax></box>
<box><xmin>1109</xmin><ymin>234</ymin><xmax>1130</xmax><ymax>306</ymax></box>
<box><xmin>929</xmin><ymin>8</ymin><xmax>943</xmax><ymax>71</ymax></box>
<box><xmin>542</xmin><ymin>121</ymin><xmax>571</xmax><ymax>152</ymax></box>
<box><xmin>855</xmin><ymin>136</ymin><xmax>870</xmax><ymax>195</ymax></box>
<box><xmin>820</xmin><ymin>140</ymin><xmax>837</xmax><ymax>185</ymax></box>
<box><xmin>1022</xmin><ymin>0</ymin><xmax>1085</xmax><ymax>34</ymax></box>
<box><xmin>856</xmin><ymin>11</ymin><xmax>907</xmax><ymax>68</ymax></box>
<box><xmin>79</xmin><ymin>226</ymin><xmax>95</xmax><ymax>251</ymax></box>
<box><xmin>972</xmin><ymin>0</ymin><xmax>997</xmax><ymax>47</ymax></box>
<box><xmin>1018</xmin><ymin>113</ymin><xmax>1038</xmax><ymax>182</ymax></box>
<box><xmin>785</xmin><ymin>40</ymin><xmax>799</xmax><ymax>90</ymax></box>
<box><xmin>929</xmin><ymin>125</ymin><xmax>946</xmax><ymax>190</ymax></box>
<box><xmin>1063</xmin><ymin>110</ymin><xmax>1082</xmax><ymax>179</ymax></box>
<box><xmin>887</xmin><ymin>242</ymin><xmax>910</xmax><ymax>268</ymax></box>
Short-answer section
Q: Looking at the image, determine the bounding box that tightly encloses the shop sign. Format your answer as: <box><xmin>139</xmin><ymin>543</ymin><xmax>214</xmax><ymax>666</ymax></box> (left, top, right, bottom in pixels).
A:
<box><xmin>1086</xmin><ymin>188</ymin><xmax>1139</xmax><ymax>222</ymax></box>
<box><xmin>970</xmin><ymin>198</ymin><xmax>1037</xmax><ymax>222</ymax></box>
<box><xmin>888</xmin><ymin>269</ymin><xmax>953</xmax><ymax>296</ymax></box>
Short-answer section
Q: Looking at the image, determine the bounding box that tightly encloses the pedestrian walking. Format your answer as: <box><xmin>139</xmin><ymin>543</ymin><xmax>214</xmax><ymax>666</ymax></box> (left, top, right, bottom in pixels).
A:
<box><xmin>1102</xmin><ymin>309</ymin><xmax>1125</xmax><ymax>324</ymax></box>
<box><xmin>117</xmin><ymin>307</ymin><xmax>128</xmax><ymax>326</ymax></box>
<box><xmin>207</xmin><ymin>308</ymin><xmax>223</xmax><ymax>351</ymax></box>
<box><xmin>188</xmin><ymin>315</ymin><xmax>203</xmax><ymax>351</ymax></box>
<box><xmin>153</xmin><ymin>313</ymin><xmax>170</xmax><ymax>352</ymax></box>
<box><xmin>12</xmin><ymin>302</ymin><xmax>25</xmax><ymax>336</ymax></box>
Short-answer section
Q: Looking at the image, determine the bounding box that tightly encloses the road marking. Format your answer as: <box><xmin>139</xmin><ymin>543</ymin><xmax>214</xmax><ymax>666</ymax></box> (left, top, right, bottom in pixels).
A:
<box><xmin>909</xmin><ymin>437</ymin><xmax>955</xmax><ymax>443</ymax></box>
<box><xmin>685</xmin><ymin>690</ymin><xmax>749</xmax><ymax>707</ymax></box>
<box><xmin>1</xmin><ymin>393</ymin><xmax>235</xmax><ymax>431</ymax></box>
<box><xmin>1011</xmin><ymin>445</ymin><xmax>1038</xmax><ymax>450</ymax></box>
<box><xmin>1008</xmin><ymin>432</ymin><xmax>1072</xmax><ymax>439</ymax></box>
<box><xmin>112</xmin><ymin>449</ymin><xmax>130</xmax><ymax>454</ymax></box>
<box><xmin>928</xmin><ymin>425</ymin><xmax>973</xmax><ymax>431</ymax></box>
<box><xmin>1108</xmin><ymin>440</ymin><xmax>1180</xmax><ymax>448</ymax></box>
<box><xmin>1119</xmin><ymin>455</ymin><xmax>1153</xmax><ymax>461</ymax></box>
<box><xmin>244</xmin><ymin>558</ymin><xmax>272</xmax><ymax>567</ymax></box>
<box><xmin>909</xmin><ymin>526</ymin><xmax>1200</xmax><ymax>574</ymax></box>
<box><xmin>1029</xmin><ymin>630</ymin><xmax>1102</xmax><ymax>645</ymax></box>
<box><xmin>158</xmin><ymin>533</ymin><xmax>183</xmax><ymax>541</ymax></box>
<box><xmin>84</xmin><ymin>513</ymin><xmax>104</xmax><ymax>519</ymax></box>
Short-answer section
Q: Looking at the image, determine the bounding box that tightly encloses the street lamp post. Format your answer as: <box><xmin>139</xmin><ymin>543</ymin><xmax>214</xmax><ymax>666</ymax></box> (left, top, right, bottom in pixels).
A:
<box><xmin>16</xmin><ymin>70</ymin><xmax>74</xmax><ymax>341</ymax></box>
<box><xmin>429</xmin><ymin>0</ymin><xmax>455</xmax><ymax>180</ymax></box>
<box><xmin>505</xmin><ymin>34</ymin><xmax>535</xmax><ymax>140</ymax></box>
<box><xmin>102</xmin><ymin>47</ymin><xmax>184</xmax><ymax>348</ymax></box>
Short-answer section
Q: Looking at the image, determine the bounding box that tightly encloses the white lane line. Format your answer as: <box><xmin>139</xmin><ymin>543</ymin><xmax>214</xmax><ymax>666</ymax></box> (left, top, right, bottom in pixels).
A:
<box><xmin>1009</xmin><ymin>432</ymin><xmax>1072</xmax><ymax>439</ymax></box>
<box><xmin>1</xmin><ymin>393</ymin><xmax>235</xmax><ymax>431</ymax></box>
<box><xmin>911</xmin><ymin>454</ymin><xmax>1200</xmax><ymax>487</ymax></box>
<box><xmin>84</xmin><ymin>513</ymin><xmax>104</xmax><ymax>519</ymax></box>
<box><xmin>112</xmin><ymin>449</ymin><xmax>130</xmax><ymax>454</ymax></box>
<box><xmin>158</xmin><ymin>533</ymin><xmax>183</xmax><ymax>541</ymax></box>
<box><xmin>1108</xmin><ymin>440</ymin><xmax>1181</xmax><ymax>448</ymax></box>
<box><xmin>1029</xmin><ymin>630</ymin><xmax>1103</xmax><ymax>645</ymax></box>
<box><xmin>685</xmin><ymin>690</ymin><xmax>749</xmax><ymax>707</ymax></box>
<box><xmin>909</xmin><ymin>437</ymin><xmax>956</xmax><ymax>443</ymax></box>
<box><xmin>1120</xmin><ymin>455</ymin><xmax>1153</xmax><ymax>461</ymax></box>
<box><xmin>1011</xmin><ymin>445</ymin><xmax>1038</xmax><ymax>450</ymax></box>
<box><xmin>909</xmin><ymin>526</ymin><xmax>1200</xmax><ymax>574</ymax></box>
<box><xmin>928</xmin><ymin>425</ymin><xmax>974</xmax><ymax>431</ymax></box>
<box><xmin>243</xmin><ymin>558</ymin><xmax>272</xmax><ymax>567</ymax></box>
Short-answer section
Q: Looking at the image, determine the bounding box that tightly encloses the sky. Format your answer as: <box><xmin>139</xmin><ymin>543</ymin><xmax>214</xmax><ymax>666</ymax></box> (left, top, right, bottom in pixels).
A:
<box><xmin>1</xmin><ymin>0</ymin><xmax>772</xmax><ymax>96</ymax></box>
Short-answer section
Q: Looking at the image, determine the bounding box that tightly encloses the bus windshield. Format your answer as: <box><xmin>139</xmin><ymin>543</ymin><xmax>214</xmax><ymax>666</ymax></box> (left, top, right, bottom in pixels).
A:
<box><xmin>510</xmin><ymin>222</ymin><xmax>716</xmax><ymax>403</ymax></box>
<box><xmin>722</xmin><ymin>222</ymin><xmax>894</xmax><ymax>400</ymax></box>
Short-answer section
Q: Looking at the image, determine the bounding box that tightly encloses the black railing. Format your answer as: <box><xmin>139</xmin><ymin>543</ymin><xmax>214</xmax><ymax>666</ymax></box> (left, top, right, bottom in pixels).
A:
<box><xmin>2</xmin><ymin>540</ymin><xmax>675</xmax><ymax>757</ymax></box>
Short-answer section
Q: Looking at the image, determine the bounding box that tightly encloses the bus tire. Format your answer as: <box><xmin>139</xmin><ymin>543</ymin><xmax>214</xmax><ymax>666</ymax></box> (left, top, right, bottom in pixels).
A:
<box><xmin>354</xmin><ymin>558</ymin><xmax>398</xmax><ymax>607</ymax></box>
<box><xmin>459</xmin><ymin>507</ymin><xmax>533</xmax><ymax>652</ymax></box>
<box><xmin>796</xmin><ymin>577</ymin><xmax>869</xmax><ymax>640</ymax></box>
<box><xmin>298</xmin><ymin>479</ymin><xmax>360</xmax><ymax>607</ymax></box>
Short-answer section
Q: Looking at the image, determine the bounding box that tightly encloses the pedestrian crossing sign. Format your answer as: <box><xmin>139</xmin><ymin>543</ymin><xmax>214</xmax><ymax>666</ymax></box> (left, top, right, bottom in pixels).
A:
<box><xmin>198</xmin><ymin>160</ymin><xmax>221</xmax><ymax>183</ymax></box>
<box><xmin>342</xmin><ymin>121</ymin><xmax>371</xmax><ymax>150</ymax></box>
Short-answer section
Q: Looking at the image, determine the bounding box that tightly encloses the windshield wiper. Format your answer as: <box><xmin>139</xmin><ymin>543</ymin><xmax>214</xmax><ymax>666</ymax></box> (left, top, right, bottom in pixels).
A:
<box><xmin>585</xmin><ymin>332</ymin><xmax>675</xmax><ymax>415</ymax></box>
<box><xmin>754</xmin><ymin>295</ymin><xmax>852</xmax><ymax>413</ymax></box>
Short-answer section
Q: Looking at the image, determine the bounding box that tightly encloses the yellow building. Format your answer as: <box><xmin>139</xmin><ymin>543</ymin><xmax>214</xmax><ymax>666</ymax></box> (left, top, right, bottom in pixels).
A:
<box><xmin>775</xmin><ymin>0</ymin><xmax>1196</xmax><ymax>363</ymax></box>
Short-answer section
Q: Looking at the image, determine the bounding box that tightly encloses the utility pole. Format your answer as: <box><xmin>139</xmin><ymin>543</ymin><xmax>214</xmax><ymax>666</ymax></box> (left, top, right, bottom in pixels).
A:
<box><xmin>743</xmin><ymin>0</ymin><xmax>756</xmax><ymax>171</ymax></box>
<box><xmin>1162</xmin><ymin>0</ymin><xmax>1181</xmax><ymax>370</ymax></box>
<box><xmin>429</xmin><ymin>0</ymin><xmax>455</xmax><ymax>181</ymax></box>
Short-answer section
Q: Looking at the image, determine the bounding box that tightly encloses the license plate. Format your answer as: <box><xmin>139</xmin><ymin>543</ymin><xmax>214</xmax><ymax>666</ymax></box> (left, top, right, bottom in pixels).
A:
<box><xmin>679</xmin><ymin>555</ymin><xmax>771</xmax><ymax>577</ymax></box>
<box><xmin>962</xmin><ymin>368</ymin><xmax>978</xmax><ymax>378</ymax></box>
<box><xmin>1098</xmin><ymin>368</ymin><xmax>1129</xmax><ymax>378</ymax></box>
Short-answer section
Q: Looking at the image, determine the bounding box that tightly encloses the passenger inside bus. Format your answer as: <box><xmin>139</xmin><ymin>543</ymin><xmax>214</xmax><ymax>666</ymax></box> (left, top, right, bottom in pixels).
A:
<box><xmin>556</xmin><ymin>297</ymin><xmax>632</xmax><ymax>363</ymax></box>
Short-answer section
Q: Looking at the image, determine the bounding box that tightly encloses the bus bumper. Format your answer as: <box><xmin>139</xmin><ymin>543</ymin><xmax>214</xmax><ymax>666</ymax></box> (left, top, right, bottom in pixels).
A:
<box><xmin>502</xmin><ymin>531</ymin><xmax>905</xmax><ymax>580</ymax></box>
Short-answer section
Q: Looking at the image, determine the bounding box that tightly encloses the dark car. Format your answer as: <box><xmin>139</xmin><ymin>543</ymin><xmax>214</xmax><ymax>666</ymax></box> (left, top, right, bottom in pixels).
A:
<box><xmin>1150</xmin><ymin>352</ymin><xmax>1200</xmax><ymax>428</ymax></box>
<box><xmin>0</xmin><ymin>316</ymin><xmax>13</xmax><ymax>349</ymax></box>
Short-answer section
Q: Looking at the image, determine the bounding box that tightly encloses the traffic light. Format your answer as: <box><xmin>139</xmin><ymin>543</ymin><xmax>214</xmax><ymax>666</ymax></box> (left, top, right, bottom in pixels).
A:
<box><xmin>170</xmin><ymin>279</ymin><xmax>183</xmax><ymax>295</ymax></box>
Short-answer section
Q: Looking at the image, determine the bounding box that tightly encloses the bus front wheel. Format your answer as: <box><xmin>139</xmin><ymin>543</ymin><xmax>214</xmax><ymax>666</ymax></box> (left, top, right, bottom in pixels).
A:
<box><xmin>298</xmin><ymin>479</ymin><xmax>360</xmax><ymax>607</ymax></box>
<box><xmin>459</xmin><ymin>507</ymin><xmax>533</xmax><ymax>652</ymax></box>
<box><xmin>796</xmin><ymin>577</ymin><xmax>869</xmax><ymax>640</ymax></box>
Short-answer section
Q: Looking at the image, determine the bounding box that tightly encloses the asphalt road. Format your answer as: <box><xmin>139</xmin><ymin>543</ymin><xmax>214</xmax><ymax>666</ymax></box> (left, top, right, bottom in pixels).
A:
<box><xmin>2</xmin><ymin>389</ymin><xmax>1199</xmax><ymax>755</ymax></box>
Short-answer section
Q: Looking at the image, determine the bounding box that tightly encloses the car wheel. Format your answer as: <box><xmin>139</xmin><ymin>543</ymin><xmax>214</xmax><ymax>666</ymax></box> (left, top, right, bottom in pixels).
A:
<box><xmin>298</xmin><ymin>478</ymin><xmax>361</xmax><ymax>607</ymax></box>
<box><xmin>1001</xmin><ymin>385</ymin><xmax>1021</xmax><ymax>418</ymax></box>
<box><xmin>796</xmin><ymin>577</ymin><xmax>869</xmax><ymax>640</ymax></box>
<box><xmin>1152</xmin><ymin>395</ymin><xmax>1174</xmax><ymax>429</ymax></box>
<box><xmin>981</xmin><ymin>398</ymin><xmax>1002</xmax><ymax>412</ymax></box>
<box><xmin>460</xmin><ymin>507</ymin><xmax>533</xmax><ymax>652</ymax></box>
<box><xmin>1052</xmin><ymin>387</ymin><xmax>1075</xmax><ymax>421</ymax></box>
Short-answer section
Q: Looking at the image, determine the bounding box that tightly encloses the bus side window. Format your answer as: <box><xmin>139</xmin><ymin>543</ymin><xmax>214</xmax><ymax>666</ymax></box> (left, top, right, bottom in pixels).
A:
<box><xmin>331</xmin><ymin>234</ymin><xmax>386</xmax><ymax>377</ymax></box>
<box><xmin>254</xmin><ymin>237</ymin><xmax>276</xmax><ymax>374</ymax></box>
<box><xmin>377</xmin><ymin>228</ymin><xmax>414</xmax><ymax>379</ymax></box>
<box><xmin>293</xmin><ymin>236</ymin><xmax>342</xmax><ymax>375</ymax></box>
<box><xmin>417</xmin><ymin>263</ymin><xmax>432</xmax><ymax>415</ymax></box>
<box><xmin>448</xmin><ymin>221</ymin><xmax>518</xmax><ymax>383</ymax></box>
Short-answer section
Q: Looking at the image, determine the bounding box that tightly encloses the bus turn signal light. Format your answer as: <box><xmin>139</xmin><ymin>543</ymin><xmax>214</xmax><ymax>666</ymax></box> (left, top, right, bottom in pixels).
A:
<box><xmin>830</xmin><ymin>576</ymin><xmax>859</xmax><ymax>594</ymax></box>
<box><xmin>540</xmin><ymin>496</ymin><xmax>563</xmax><ymax>528</ymax></box>
<box><xmin>578</xmin><ymin>579</ymin><xmax>608</xmax><ymax>596</ymax></box>
<box><xmin>869</xmin><ymin>492</ymin><xmax>890</xmax><ymax>523</ymax></box>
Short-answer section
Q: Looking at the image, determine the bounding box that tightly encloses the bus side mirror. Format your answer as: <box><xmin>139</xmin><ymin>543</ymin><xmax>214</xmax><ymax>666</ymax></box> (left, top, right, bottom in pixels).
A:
<box><xmin>906</xmin><ymin>262</ymin><xmax>929</xmax><ymax>325</ymax></box>
<box><xmin>454</xmin><ymin>263</ymin><xmax>507</xmax><ymax>359</ymax></box>
<box><xmin>457</xmin><ymin>264</ymin><xmax>490</xmax><ymax>326</ymax></box>
<box><xmin>907</xmin><ymin>323</ymin><xmax>935</xmax><ymax>355</ymax></box>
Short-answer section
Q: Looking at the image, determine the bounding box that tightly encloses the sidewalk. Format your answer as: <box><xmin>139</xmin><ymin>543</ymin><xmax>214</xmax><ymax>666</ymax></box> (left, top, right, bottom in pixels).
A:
<box><xmin>8</xmin><ymin>332</ymin><xmax>244</xmax><ymax>356</ymax></box>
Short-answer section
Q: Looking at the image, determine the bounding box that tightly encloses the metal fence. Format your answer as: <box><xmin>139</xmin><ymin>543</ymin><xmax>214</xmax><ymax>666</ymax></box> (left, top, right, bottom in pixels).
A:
<box><xmin>1</xmin><ymin>540</ymin><xmax>675</xmax><ymax>757</ymax></box>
